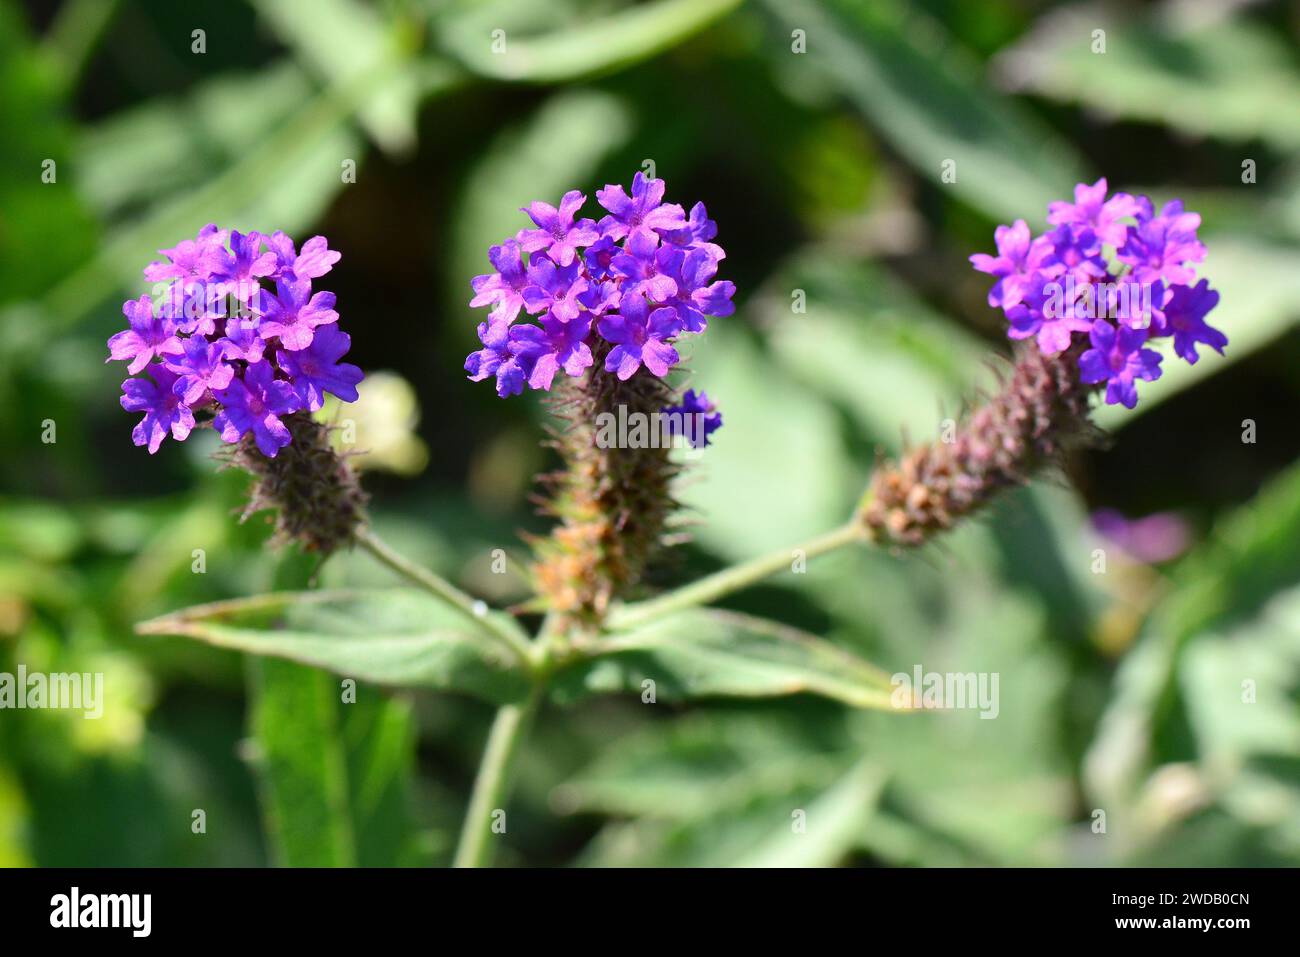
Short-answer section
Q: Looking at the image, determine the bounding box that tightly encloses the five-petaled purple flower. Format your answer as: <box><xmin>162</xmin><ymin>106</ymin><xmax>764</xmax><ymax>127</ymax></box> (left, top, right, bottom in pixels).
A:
<box><xmin>120</xmin><ymin>365</ymin><xmax>196</xmax><ymax>454</ymax></box>
<box><xmin>165</xmin><ymin>333</ymin><xmax>235</xmax><ymax>404</ymax></box>
<box><xmin>107</xmin><ymin>295</ymin><xmax>184</xmax><ymax>374</ymax></box>
<box><xmin>517</xmin><ymin>191</ymin><xmax>601</xmax><ymax>268</ymax></box>
<box><xmin>971</xmin><ymin>180</ymin><xmax>1225</xmax><ymax>408</ymax></box>
<box><xmin>599</xmin><ymin>292</ymin><xmax>681</xmax><ymax>379</ymax></box>
<box><xmin>1079</xmin><ymin>320</ymin><xmax>1163</xmax><ymax>410</ymax></box>
<box><xmin>276</xmin><ymin>325</ymin><xmax>365</xmax><ymax>410</ymax></box>
<box><xmin>213</xmin><ymin>360</ymin><xmax>301</xmax><ymax>457</ymax></box>
<box><xmin>110</xmin><ymin>226</ymin><xmax>363</xmax><ymax>455</ymax></box>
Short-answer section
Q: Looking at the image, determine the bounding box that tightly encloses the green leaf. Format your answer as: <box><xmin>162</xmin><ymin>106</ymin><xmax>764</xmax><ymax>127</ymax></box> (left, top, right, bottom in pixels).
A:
<box><xmin>342</xmin><ymin>690</ymin><xmax>421</xmax><ymax>867</ymax></box>
<box><xmin>74</xmin><ymin>61</ymin><xmax>318</xmax><ymax>221</ymax></box>
<box><xmin>438</xmin><ymin>0</ymin><xmax>742</xmax><ymax>83</ymax></box>
<box><xmin>1086</xmin><ymin>460</ymin><xmax>1300</xmax><ymax>819</ymax></box>
<box><xmin>551</xmin><ymin>609</ymin><xmax>899</xmax><ymax>709</ymax></box>
<box><xmin>248</xmin><ymin>658</ymin><xmax>356</xmax><ymax>866</ymax></box>
<box><xmin>764</xmin><ymin>249</ymin><xmax>989</xmax><ymax>451</ymax></box>
<box><xmin>676</xmin><ymin>321</ymin><xmax>852</xmax><ymax>560</ymax></box>
<box><xmin>759</xmin><ymin>0</ymin><xmax>1084</xmax><ymax>222</ymax></box>
<box><xmin>249</xmin><ymin>0</ymin><xmax>424</xmax><ymax>155</ymax></box>
<box><xmin>138</xmin><ymin>589</ymin><xmax>532</xmax><ymax>705</ymax></box>
<box><xmin>0</xmin><ymin>1</ymin><xmax>97</xmax><ymax>305</ymax></box>
<box><xmin>999</xmin><ymin>7</ymin><xmax>1300</xmax><ymax>149</ymax></box>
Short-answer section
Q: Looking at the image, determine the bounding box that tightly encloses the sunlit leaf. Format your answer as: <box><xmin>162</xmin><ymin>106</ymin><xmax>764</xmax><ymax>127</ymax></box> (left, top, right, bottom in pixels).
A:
<box><xmin>438</xmin><ymin>0</ymin><xmax>742</xmax><ymax>83</ymax></box>
<box><xmin>552</xmin><ymin>608</ymin><xmax>899</xmax><ymax>709</ymax></box>
<box><xmin>138</xmin><ymin>589</ymin><xmax>532</xmax><ymax>705</ymax></box>
<box><xmin>759</xmin><ymin>0</ymin><xmax>1084</xmax><ymax>222</ymax></box>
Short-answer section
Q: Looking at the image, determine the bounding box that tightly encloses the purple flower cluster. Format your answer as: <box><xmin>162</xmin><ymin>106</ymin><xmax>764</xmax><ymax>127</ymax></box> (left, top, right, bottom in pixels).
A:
<box><xmin>466</xmin><ymin>172</ymin><xmax>736</xmax><ymax>398</ymax></box>
<box><xmin>110</xmin><ymin>226</ymin><xmax>363</xmax><ymax>456</ymax></box>
<box><xmin>971</xmin><ymin>178</ymin><xmax>1225</xmax><ymax>409</ymax></box>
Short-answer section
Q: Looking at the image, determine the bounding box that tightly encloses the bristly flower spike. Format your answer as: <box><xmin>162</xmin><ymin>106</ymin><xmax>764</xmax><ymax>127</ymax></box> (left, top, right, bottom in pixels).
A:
<box><xmin>864</xmin><ymin>179</ymin><xmax>1225</xmax><ymax>547</ymax></box>
<box><xmin>466</xmin><ymin>173</ymin><xmax>735</xmax><ymax>623</ymax></box>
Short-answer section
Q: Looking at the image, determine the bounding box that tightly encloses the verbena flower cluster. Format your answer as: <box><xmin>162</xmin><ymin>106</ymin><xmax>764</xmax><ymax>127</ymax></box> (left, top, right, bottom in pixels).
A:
<box><xmin>465</xmin><ymin>172</ymin><xmax>736</xmax><ymax>408</ymax></box>
<box><xmin>971</xmin><ymin>178</ymin><xmax>1225</xmax><ymax>409</ymax></box>
<box><xmin>109</xmin><ymin>225</ymin><xmax>363</xmax><ymax>456</ymax></box>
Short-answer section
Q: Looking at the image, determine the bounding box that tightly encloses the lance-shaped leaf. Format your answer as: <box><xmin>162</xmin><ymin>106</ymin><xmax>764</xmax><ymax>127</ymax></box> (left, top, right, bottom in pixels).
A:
<box><xmin>438</xmin><ymin>0</ymin><xmax>743</xmax><ymax>84</ymax></box>
<box><xmin>551</xmin><ymin>609</ymin><xmax>901</xmax><ymax>710</ymax></box>
<box><xmin>138</xmin><ymin>589</ymin><xmax>532</xmax><ymax>705</ymax></box>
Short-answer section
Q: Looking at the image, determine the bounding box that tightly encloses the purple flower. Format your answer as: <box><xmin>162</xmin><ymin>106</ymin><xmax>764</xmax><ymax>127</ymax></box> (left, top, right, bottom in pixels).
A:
<box><xmin>217</xmin><ymin>318</ymin><xmax>268</xmax><ymax>364</ymax></box>
<box><xmin>107</xmin><ymin>295</ymin><xmax>184</xmax><ymax>373</ymax></box>
<box><xmin>583</xmin><ymin>235</ymin><xmax>620</xmax><ymax>281</ymax></box>
<box><xmin>276</xmin><ymin>325</ymin><xmax>365</xmax><ymax>410</ymax></box>
<box><xmin>596</xmin><ymin>172</ymin><xmax>687</xmax><ymax>241</ymax></box>
<box><xmin>1046</xmin><ymin>178</ymin><xmax>1139</xmax><ymax>249</ymax></box>
<box><xmin>1092</xmin><ymin>508</ymin><xmax>1191</xmax><ymax>564</ymax></box>
<box><xmin>511</xmin><ymin>314</ymin><xmax>594</xmax><ymax>390</ymax></box>
<box><xmin>1161</xmin><ymin>279</ymin><xmax>1225</xmax><ymax>364</ymax></box>
<box><xmin>213</xmin><ymin>230</ymin><xmax>278</xmax><ymax>301</ymax></box>
<box><xmin>970</xmin><ymin>182</ymin><xmax>1225</xmax><ymax>411</ymax></box>
<box><xmin>610</xmin><ymin>228</ymin><xmax>678</xmax><ymax>302</ymax></box>
<box><xmin>1117</xmin><ymin>202</ymin><xmax>1206</xmax><ymax>287</ymax></box>
<box><xmin>969</xmin><ymin>220</ymin><xmax>1055</xmax><ymax>309</ymax></box>
<box><xmin>662</xmin><ymin>389</ymin><xmax>722</xmax><ymax>447</ymax></box>
<box><xmin>213</xmin><ymin>360</ymin><xmax>301</xmax><ymax>457</ymax></box>
<box><xmin>598</xmin><ymin>291</ymin><xmax>681</xmax><ymax>380</ymax></box>
<box><xmin>470</xmin><ymin>240</ymin><xmax>530</xmax><ymax>324</ymax></box>
<box><xmin>1041</xmin><ymin>225</ymin><xmax>1110</xmax><ymax>289</ymax></box>
<box><xmin>116</xmin><ymin>226</ymin><xmax>360</xmax><ymax>456</ymax></box>
<box><xmin>164</xmin><ymin>334</ymin><xmax>235</xmax><ymax>404</ymax></box>
<box><xmin>516</xmin><ymin>191</ymin><xmax>600</xmax><ymax>267</ymax></box>
<box><xmin>1078</xmin><ymin>320</ymin><xmax>1163</xmax><ymax>409</ymax></box>
<box><xmin>120</xmin><ymin>365</ymin><xmax>196</xmax><ymax>454</ymax></box>
<box><xmin>663</xmin><ymin>202</ymin><xmax>718</xmax><ymax>248</ymax></box>
<box><xmin>1006</xmin><ymin>279</ymin><xmax>1092</xmax><ymax>355</ymax></box>
<box><xmin>577</xmin><ymin>280</ymin><xmax>620</xmax><ymax>317</ymax></box>
<box><xmin>466</xmin><ymin>173</ymin><xmax>731</xmax><ymax>405</ymax></box>
<box><xmin>660</xmin><ymin>246</ymin><xmax>735</xmax><ymax>333</ymax></box>
<box><xmin>522</xmin><ymin>256</ymin><xmax>589</xmax><ymax>323</ymax></box>
<box><xmin>143</xmin><ymin>224</ymin><xmax>227</xmax><ymax>284</ymax></box>
<box><xmin>465</xmin><ymin>319</ymin><xmax>532</xmax><ymax>398</ymax></box>
<box><xmin>255</xmin><ymin>280</ymin><xmax>339</xmax><ymax>350</ymax></box>
<box><xmin>293</xmin><ymin>236</ymin><xmax>342</xmax><ymax>280</ymax></box>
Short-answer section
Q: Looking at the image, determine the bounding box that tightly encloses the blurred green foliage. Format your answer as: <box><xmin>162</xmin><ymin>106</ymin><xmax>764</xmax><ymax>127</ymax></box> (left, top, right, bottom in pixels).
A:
<box><xmin>1</xmin><ymin>0</ymin><xmax>1298</xmax><ymax>867</ymax></box>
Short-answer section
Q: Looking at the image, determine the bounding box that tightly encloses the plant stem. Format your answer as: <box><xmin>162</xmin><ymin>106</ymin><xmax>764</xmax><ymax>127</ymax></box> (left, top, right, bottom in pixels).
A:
<box><xmin>608</xmin><ymin>521</ymin><xmax>867</xmax><ymax>630</ymax></box>
<box><xmin>353</xmin><ymin>525</ymin><xmax>533</xmax><ymax>664</ymax></box>
<box><xmin>452</xmin><ymin>686</ymin><xmax>543</xmax><ymax>868</ymax></box>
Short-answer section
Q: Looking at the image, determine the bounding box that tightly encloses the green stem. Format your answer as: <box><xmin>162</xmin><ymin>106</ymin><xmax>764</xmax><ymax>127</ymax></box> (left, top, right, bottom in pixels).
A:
<box><xmin>452</xmin><ymin>686</ymin><xmax>543</xmax><ymax>868</ymax></box>
<box><xmin>608</xmin><ymin>521</ymin><xmax>867</xmax><ymax>630</ymax></box>
<box><xmin>353</xmin><ymin>526</ymin><xmax>533</xmax><ymax>664</ymax></box>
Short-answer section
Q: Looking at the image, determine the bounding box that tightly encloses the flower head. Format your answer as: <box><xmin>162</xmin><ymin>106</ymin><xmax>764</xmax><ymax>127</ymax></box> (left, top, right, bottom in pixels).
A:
<box><xmin>970</xmin><ymin>180</ymin><xmax>1224</xmax><ymax>409</ymax></box>
<box><xmin>465</xmin><ymin>172</ymin><xmax>733</xmax><ymax>402</ymax></box>
<box><xmin>110</xmin><ymin>227</ymin><xmax>362</xmax><ymax>454</ymax></box>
